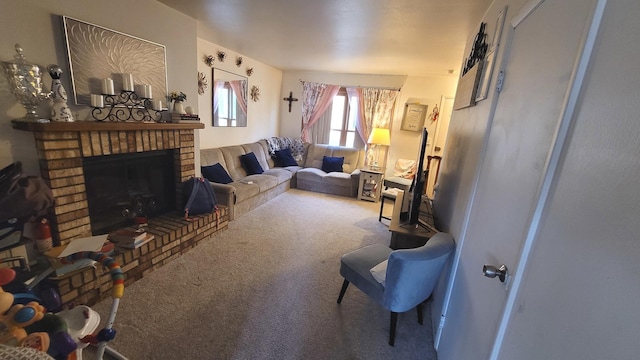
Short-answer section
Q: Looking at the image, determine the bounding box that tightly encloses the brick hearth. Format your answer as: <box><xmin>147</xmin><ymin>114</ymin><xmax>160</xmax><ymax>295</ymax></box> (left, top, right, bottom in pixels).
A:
<box><xmin>13</xmin><ymin>120</ymin><xmax>229</xmax><ymax>305</ymax></box>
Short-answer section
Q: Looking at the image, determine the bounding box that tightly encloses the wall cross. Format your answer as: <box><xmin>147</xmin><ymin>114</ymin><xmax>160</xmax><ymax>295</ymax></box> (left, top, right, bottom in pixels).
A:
<box><xmin>283</xmin><ymin>91</ymin><xmax>298</xmax><ymax>112</ymax></box>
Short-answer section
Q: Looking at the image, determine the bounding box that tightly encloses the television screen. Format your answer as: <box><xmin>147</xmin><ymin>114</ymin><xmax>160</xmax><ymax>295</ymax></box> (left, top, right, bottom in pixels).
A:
<box><xmin>407</xmin><ymin>127</ymin><xmax>428</xmax><ymax>226</ymax></box>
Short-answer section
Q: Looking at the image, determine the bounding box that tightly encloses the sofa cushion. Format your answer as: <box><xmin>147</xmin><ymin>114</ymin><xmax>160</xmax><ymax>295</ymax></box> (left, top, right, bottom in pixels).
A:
<box><xmin>240</xmin><ymin>152</ymin><xmax>264</xmax><ymax>175</ymax></box>
<box><xmin>201</xmin><ymin>163</ymin><xmax>233</xmax><ymax>184</ymax></box>
<box><xmin>324</xmin><ymin>171</ymin><xmax>352</xmax><ymax>185</ymax></box>
<box><xmin>272</xmin><ymin>148</ymin><xmax>298</xmax><ymax>167</ymax></box>
<box><xmin>322</xmin><ymin>156</ymin><xmax>344</xmax><ymax>173</ymax></box>
<box><xmin>262</xmin><ymin>168</ymin><xmax>293</xmax><ymax>184</ymax></box>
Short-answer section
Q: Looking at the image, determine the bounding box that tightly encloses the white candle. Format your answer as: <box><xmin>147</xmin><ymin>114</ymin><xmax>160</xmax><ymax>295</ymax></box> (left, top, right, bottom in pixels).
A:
<box><xmin>152</xmin><ymin>99</ymin><xmax>163</xmax><ymax>111</ymax></box>
<box><xmin>91</xmin><ymin>94</ymin><xmax>104</xmax><ymax>108</ymax></box>
<box><xmin>122</xmin><ymin>73</ymin><xmax>134</xmax><ymax>91</ymax></box>
<box><xmin>145</xmin><ymin>84</ymin><xmax>153</xmax><ymax>99</ymax></box>
<box><xmin>102</xmin><ymin>78</ymin><xmax>114</xmax><ymax>95</ymax></box>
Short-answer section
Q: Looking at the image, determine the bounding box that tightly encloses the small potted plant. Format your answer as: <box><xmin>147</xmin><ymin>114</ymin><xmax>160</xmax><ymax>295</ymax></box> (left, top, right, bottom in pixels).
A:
<box><xmin>168</xmin><ymin>91</ymin><xmax>187</xmax><ymax>114</ymax></box>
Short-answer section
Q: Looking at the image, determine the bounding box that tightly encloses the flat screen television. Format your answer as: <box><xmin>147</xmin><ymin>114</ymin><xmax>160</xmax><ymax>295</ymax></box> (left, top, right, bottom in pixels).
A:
<box><xmin>407</xmin><ymin>127</ymin><xmax>428</xmax><ymax>227</ymax></box>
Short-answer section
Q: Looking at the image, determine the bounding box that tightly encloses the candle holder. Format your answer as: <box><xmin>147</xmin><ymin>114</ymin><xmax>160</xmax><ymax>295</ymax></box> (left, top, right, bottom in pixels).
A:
<box><xmin>91</xmin><ymin>90</ymin><xmax>163</xmax><ymax>122</ymax></box>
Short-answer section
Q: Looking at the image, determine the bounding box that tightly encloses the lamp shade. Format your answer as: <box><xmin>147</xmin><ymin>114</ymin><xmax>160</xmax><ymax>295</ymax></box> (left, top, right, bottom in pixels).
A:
<box><xmin>367</xmin><ymin>128</ymin><xmax>390</xmax><ymax>146</ymax></box>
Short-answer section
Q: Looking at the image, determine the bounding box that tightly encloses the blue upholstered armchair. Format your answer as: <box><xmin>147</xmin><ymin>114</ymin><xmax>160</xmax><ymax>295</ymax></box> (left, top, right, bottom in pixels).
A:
<box><xmin>337</xmin><ymin>232</ymin><xmax>454</xmax><ymax>346</ymax></box>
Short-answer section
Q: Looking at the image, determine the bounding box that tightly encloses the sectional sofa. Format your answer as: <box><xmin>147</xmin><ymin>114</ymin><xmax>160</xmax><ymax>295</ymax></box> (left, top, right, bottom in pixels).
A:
<box><xmin>199</xmin><ymin>139</ymin><xmax>365</xmax><ymax>220</ymax></box>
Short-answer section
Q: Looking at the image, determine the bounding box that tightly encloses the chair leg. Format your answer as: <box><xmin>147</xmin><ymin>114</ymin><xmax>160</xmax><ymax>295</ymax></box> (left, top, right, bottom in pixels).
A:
<box><xmin>389</xmin><ymin>312</ymin><xmax>398</xmax><ymax>346</ymax></box>
<box><xmin>337</xmin><ymin>279</ymin><xmax>349</xmax><ymax>304</ymax></box>
<box><xmin>417</xmin><ymin>302</ymin><xmax>424</xmax><ymax>325</ymax></box>
<box><xmin>379</xmin><ymin>198</ymin><xmax>384</xmax><ymax>221</ymax></box>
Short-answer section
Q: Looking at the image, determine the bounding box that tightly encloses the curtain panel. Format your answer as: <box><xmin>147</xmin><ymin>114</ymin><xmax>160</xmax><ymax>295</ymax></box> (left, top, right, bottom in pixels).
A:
<box><xmin>300</xmin><ymin>81</ymin><xmax>340</xmax><ymax>142</ymax></box>
<box><xmin>349</xmin><ymin>88</ymin><xmax>399</xmax><ymax>166</ymax></box>
<box><xmin>229</xmin><ymin>80</ymin><xmax>248</xmax><ymax>115</ymax></box>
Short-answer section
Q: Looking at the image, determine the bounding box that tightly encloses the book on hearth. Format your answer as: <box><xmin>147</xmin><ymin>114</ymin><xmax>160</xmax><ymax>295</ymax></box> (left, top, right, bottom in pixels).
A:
<box><xmin>108</xmin><ymin>229</ymin><xmax>147</xmax><ymax>244</ymax></box>
<box><xmin>116</xmin><ymin>234</ymin><xmax>154</xmax><ymax>249</ymax></box>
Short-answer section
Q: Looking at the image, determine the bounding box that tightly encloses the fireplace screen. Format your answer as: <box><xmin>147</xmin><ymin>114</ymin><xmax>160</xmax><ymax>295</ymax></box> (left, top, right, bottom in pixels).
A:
<box><xmin>83</xmin><ymin>150</ymin><xmax>176</xmax><ymax>234</ymax></box>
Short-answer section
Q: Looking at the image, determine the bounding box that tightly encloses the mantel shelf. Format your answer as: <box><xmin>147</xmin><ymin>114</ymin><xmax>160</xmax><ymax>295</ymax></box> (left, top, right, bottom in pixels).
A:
<box><xmin>11</xmin><ymin>120</ymin><xmax>204</xmax><ymax>132</ymax></box>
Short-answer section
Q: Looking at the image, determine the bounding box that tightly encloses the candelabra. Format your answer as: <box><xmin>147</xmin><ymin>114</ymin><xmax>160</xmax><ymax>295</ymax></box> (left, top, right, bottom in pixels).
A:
<box><xmin>91</xmin><ymin>90</ymin><xmax>163</xmax><ymax>122</ymax></box>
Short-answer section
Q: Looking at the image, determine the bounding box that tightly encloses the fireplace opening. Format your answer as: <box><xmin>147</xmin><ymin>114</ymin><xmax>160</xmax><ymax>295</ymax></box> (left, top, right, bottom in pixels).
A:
<box><xmin>83</xmin><ymin>150</ymin><xmax>176</xmax><ymax>234</ymax></box>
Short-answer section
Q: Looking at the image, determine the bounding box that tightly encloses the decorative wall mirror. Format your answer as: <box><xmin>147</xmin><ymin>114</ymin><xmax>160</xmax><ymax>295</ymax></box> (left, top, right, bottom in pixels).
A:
<box><xmin>212</xmin><ymin>68</ymin><xmax>248</xmax><ymax>127</ymax></box>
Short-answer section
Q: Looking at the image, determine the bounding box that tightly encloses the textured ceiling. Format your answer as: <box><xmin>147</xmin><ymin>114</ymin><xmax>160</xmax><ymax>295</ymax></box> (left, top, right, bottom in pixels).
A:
<box><xmin>158</xmin><ymin>0</ymin><xmax>491</xmax><ymax>76</ymax></box>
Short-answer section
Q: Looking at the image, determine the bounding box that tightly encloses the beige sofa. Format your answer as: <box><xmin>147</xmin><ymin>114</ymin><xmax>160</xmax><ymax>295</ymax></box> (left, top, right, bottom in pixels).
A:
<box><xmin>296</xmin><ymin>144</ymin><xmax>365</xmax><ymax>197</ymax></box>
<box><xmin>199</xmin><ymin>140</ymin><xmax>364</xmax><ymax>220</ymax></box>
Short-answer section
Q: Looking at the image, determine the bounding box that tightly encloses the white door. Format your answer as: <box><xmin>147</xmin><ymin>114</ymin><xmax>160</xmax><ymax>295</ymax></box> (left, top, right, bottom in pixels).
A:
<box><xmin>437</xmin><ymin>1</ymin><xmax>600</xmax><ymax>359</ymax></box>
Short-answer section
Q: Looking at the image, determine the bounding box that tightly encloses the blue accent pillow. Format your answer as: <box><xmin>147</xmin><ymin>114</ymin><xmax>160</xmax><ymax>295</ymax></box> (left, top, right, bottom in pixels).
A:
<box><xmin>272</xmin><ymin>148</ymin><xmax>298</xmax><ymax>167</ymax></box>
<box><xmin>322</xmin><ymin>156</ymin><xmax>344</xmax><ymax>173</ymax></box>
<box><xmin>240</xmin><ymin>152</ymin><xmax>264</xmax><ymax>175</ymax></box>
<box><xmin>201</xmin><ymin>163</ymin><xmax>233</xmax><ymax>184</ymax></box>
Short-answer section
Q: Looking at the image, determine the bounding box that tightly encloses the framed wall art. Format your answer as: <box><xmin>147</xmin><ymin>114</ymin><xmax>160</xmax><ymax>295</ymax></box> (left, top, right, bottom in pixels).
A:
<box><xmin>62</xmin><ymin>16</ymin><xmax>168</xmax><ymax>106</ymax></box>
<box><xmin>401</xmin><ymin>103</ymin><xmax>428</xmax><ymax>132</ymax></box>
<box><xmin>475</xmin><ymin>49</ymin><xmax>496</xmax><ymax>102</ymax></box>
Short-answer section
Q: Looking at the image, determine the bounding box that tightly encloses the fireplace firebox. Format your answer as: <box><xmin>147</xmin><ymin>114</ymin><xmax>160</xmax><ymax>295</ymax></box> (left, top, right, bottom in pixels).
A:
<box><xmin>83</xmin><ymin>150</ymin><xmax>176</xmax><ymax>234</ymax></box>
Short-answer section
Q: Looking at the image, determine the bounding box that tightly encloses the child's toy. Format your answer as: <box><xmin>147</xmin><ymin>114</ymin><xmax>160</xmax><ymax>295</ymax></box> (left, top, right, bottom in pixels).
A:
<box><xmin>0</xmin><ymin>301</ymin><xmax>46</xmax><ymax>345</ymax></box>
<box><xmin>0</xmin><ymin>269</ymin><xmax>15</xmax><ymax>314</ymax></box>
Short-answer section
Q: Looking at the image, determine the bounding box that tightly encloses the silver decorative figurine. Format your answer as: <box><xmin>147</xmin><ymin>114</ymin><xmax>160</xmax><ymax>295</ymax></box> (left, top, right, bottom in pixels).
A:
<box><xmin>1</xmin><ymin>44</ymin><xmax>50</xmax><ymax>122</ymax></box>
<box><xmin>47</xmin><ymin>64</ymin><xmax>74</xmax><ymax>122</ymax></box>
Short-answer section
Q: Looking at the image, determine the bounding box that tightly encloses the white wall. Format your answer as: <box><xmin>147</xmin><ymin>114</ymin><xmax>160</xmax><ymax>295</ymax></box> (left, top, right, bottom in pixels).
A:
<box><xmin>195</xmin><ymin>38</ymin><xmax>282</xmax><ymax>150</ymax></box>
<box><xmin>0</xmin><ymin>0</ymin><xmax>197</xmax><ymax>174</ymax></box>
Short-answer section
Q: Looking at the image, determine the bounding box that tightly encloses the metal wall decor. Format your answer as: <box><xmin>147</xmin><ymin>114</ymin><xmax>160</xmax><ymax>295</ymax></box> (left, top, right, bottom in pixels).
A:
<box><xmin>250</xmin><ymin>85</ymin><xmax>260</xmax><ymax>102</ymax></box>
<box><xmin>217</xmin><ymin>51</ymin><xmax>226</xmax><ymax>62</ymax></box>
<box><xmin>204</xmin><ymin>54</ymin><xmax>215</xmax><ymax>67</ymax></box>
<box><xmin>236</xmin><ymin>56</ymin><xmax>243</xmax><ymax>67</ymax></box>
<box><xmin>62</xmin><ymin>16</ymin><xmax>168</xmax><ymax>106</ymax></box>
<box><xmin>198</xmin><ymin>71</ymin><xmax>208</xmax><ymax>95</ymax></box>
<box><xmin>246</xmin><ymin>67</ymin><xmax>254</xmax><ymax>77</ymax></box>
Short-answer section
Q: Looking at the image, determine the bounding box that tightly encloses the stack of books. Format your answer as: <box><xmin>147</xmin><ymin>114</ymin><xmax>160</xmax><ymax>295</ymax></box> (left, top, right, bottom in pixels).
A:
<box><xmin>171</xmin><ymin>114</ymin><xmax>200</xmax><ymax>123</ymax></box>
<box><xmin>108</xmin><ymin>229</ymin><xmax>154</xmax><ymax>249</ymax></box>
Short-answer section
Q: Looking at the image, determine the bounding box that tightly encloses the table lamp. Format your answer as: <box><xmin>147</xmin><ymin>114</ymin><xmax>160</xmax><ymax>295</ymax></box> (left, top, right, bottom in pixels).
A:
<box><xmin>367</xmin><ymin>128</ymin><xmax>390</xmax><ymax>171</ymax></box>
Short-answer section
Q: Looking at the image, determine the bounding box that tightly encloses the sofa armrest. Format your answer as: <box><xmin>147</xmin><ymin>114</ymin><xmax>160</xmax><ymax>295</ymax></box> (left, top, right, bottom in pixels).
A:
<box><xmin>350</xmin><ymin>169</ymin><xmax>362</xmax><ymax>178</ymax></box>
<box><xmin>208</xmin><ymin>182</ymin><xmax>236</xmax><ymax>205</ymax></box>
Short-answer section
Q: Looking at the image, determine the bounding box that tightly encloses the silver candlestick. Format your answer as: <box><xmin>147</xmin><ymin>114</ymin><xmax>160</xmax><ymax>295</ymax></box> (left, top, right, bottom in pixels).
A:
<box><xmin>1</xmin><ymin>43</ymin><xmax>51</xmax><ymax>122</ymax></box>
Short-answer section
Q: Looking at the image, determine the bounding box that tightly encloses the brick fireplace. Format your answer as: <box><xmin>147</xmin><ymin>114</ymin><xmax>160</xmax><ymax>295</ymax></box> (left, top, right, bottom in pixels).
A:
<box><xmin>13</xmin><ymin>120</ymin><xmax>229</xmax><ymax>305</ymax></box>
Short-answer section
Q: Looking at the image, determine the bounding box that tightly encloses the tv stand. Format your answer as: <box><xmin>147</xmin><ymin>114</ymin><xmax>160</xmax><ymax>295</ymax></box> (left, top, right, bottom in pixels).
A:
<box><xmin>388</xmin><ymin>190</ymin><xmax>437</xmax><ymax>249</ymax></box>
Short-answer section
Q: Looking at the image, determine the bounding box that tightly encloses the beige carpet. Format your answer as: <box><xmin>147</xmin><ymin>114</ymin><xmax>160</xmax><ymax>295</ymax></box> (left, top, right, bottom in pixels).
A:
<box><xmin>91</xmin><ymin>189</ymin><xmax>438</xmax><ymax>360</ymax></box>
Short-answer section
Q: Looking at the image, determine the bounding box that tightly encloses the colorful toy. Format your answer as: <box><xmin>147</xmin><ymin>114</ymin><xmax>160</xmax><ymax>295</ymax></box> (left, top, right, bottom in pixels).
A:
<box><xmin>0</xmin><ymin>301</ymin><xmax>46</xmax><ymax>345</ymax></box>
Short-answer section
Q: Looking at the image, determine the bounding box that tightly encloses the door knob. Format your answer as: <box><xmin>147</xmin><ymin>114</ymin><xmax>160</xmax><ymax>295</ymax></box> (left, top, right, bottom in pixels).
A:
<box><xmin>483</xmin><ymin>264</ymin><xmax>508</xmax><ymax>283</ymax></box>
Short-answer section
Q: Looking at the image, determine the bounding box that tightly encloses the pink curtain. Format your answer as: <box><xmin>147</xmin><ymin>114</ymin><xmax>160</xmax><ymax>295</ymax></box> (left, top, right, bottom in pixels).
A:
<box><xmin>229</xmin><ymin>80</ymin><xmax>248</xmax><ymax>115</ymax></box>
<box><xmin>301</xmin><ymin>81</ymin><xmax>340</xmax><ymax>142</ymax></box>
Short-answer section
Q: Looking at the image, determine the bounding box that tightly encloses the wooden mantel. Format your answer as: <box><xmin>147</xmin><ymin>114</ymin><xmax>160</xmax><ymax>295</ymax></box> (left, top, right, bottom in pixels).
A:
<box><xmin>11</xmin><ymin>119</ymin><xmax>204</xmax><ymax>132</ymax></box>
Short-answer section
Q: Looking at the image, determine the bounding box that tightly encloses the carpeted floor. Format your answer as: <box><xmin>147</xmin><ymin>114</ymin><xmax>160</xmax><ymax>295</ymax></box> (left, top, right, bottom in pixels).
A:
<box><xmin>91</xmin><ymin>189</ymin><xmax>438</xmax><ymax>360</ymax></box>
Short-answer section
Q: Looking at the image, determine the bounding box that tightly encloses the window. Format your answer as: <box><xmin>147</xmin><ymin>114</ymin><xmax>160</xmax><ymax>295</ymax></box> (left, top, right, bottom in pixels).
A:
<box><xmin>328</xmin><ymin>88</ymin><xmax>358</xmax><ymax>147</ymax></box>
<box><xmin>215</xmin><ymin>84</ymin><xmax>239</xmax><ymax>127</ymax></box>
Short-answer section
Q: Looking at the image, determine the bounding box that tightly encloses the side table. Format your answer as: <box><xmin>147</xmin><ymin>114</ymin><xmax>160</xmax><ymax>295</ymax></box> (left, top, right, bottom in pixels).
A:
<box><xmin>357</xmin><ymin>168</ymin><xmax>384</xmax><ymax>202</ymax></box>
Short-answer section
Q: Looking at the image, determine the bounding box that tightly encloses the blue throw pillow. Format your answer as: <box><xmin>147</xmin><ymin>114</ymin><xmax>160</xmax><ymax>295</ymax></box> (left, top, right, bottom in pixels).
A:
<box><xmin>273</xmin><ymin>148</ymin><xmax>298</xmax><ymax>167</ymax></box>
<box><xmin>322</xmin><ymin>156</ymin><xmax>344</xmax><ymax>173</ymax></box>
<box><xmin>240</xmin><ymin>152</ymin><xmax>264</xmax><ymax>175</ymax></box>
<box><xmin>201</xmin><ymin>163</ymin><xmax>233</xmax><ymax>184</ymax></box>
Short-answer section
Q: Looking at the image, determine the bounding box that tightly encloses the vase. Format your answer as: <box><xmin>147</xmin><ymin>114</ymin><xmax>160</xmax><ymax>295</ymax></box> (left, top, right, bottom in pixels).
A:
<box><xmin>173</xmin><ymin>101</ymin><xmax>186</xmax><ymax>114</ymax></box>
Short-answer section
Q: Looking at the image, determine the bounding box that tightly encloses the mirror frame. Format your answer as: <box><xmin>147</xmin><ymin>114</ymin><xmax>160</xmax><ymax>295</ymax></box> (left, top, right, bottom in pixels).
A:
<box><xmin>212</xmin><ymin>68</ymin><xmax>248</xmax><ymax>127</ymax></box>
